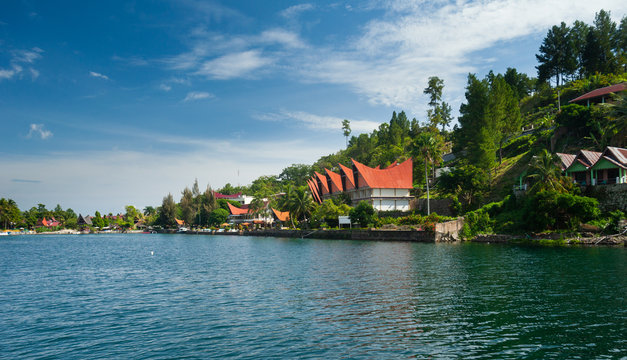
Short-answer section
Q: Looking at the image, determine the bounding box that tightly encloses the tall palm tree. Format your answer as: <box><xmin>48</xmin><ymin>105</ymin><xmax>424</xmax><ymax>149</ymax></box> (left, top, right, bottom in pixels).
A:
<box><xmin>527</xmin><ymin>149</ymin><xmax>568</xmax><ymax>194</ymax></box>
<box><xmin>288</xmin><ymin>187</ymin><xmax>315</xmax><ymax>227</ymax></box>
<box><xmin>411</xmin><ymin>132</ymin><xmax>442</xmax><ymax>214</ymax></box>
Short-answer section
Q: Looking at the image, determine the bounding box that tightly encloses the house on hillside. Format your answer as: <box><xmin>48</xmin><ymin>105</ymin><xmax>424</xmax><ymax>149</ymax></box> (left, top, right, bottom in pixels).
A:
<box><xmin>569</xmin><ymin>82</ymin><xmax>627</xmax><ymax>107</ymax></box>
<box><xmin>308</xmin><ymin>158</ymin><xmax>413</xmax><ymax>211</ymax></box>
<box><xmin>560</xmin><ymin>146</ymin><xmax>627</xmax><ymax>185</ymax></box>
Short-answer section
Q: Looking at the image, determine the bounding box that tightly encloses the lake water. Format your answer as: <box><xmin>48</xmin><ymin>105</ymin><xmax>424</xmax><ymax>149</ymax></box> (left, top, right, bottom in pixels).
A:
<box><xmin>0</xmin><ymin>234</ymin><xmax>625</xmax><ymax>359</ymax></box>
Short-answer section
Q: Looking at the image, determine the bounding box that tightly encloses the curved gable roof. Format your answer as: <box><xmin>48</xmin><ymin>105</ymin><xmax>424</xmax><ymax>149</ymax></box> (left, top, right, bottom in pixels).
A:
<box><xmin>271</xmin><ymin>208</ymin><xmax>290</xmax><ymax>222</ymax></box>
<box><xmin>351</xmin><ymin>158</ymin><xmax>413</xmax><ymax>189</ymax></box>
<box><xmin>227</xmin><ymin>202</ymin><xmax>249</xmax><ymax>215</ymax></box>
<box><xmin>325</xmin><ymin>168</ymin><xmax>343</xmax><ymax>194</ymax></box>
<box><xmin>338</xmin><ymin>163</ymin><xmax>355</xmax><ymax>190</ymax></box>
<box><xmin>314</xmin><ymin>171</ymin><xmax>329</xmax><ymax>194</ymax></box>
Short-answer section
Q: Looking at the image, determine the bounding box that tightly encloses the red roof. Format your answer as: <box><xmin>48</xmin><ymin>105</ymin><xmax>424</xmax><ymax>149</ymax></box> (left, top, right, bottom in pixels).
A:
<box><xmin>214</xmin><ymin>191</ymin><xmax>242</xmax><ymax>199</ymax></box>
<box><xmin>570</xmin><ymin>83</ymin><xmax>627</xmax><ymax>103</ymax></box>
<box><xmin>227</xmin><ymin>202</ymin><xmax>249</xmax><ymax>215</ymax></box>
<box><xmin>325</xmin><ymin>169</ymin><xmax>343</xmax><ymax>194</ymax></box>
<box><xmin>314</xmin><ymin>171</ymin><xmax>329</xmax><ymax>194</ymax></box>
<box><xmin>271</xmin><ymin>208</ymin><xmax>290</xmax><ymax>222</ymax></box>
<box><xmin>42</xmin><ymin>217</ymin><xmax>48</xmax><ymax>227</ymax></box>
<box><xmin>175</xmin><ymin>218</ymin><xmax>185</xmax><ymax>225</ymax></box>
<box><xmin>338</xmin><ymin>163</ymin><xmax>355</xmax><ymax>190</ymax></box>
<box><xmin>307</xmin><ymin>179</ymin><xmax>322</xmax><ymax>203</ymax></box>
<box><xmin>351</xmin><ymin>158</ymin><xmax>413</xmax><ymax>189</ymax></box>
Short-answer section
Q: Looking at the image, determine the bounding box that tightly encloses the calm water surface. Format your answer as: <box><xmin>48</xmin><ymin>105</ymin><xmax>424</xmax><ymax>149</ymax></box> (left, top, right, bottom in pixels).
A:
<box><xmin>0</xmin><ymin>234</ymin><xmax>625</xmax><ymax>359</ymax></box>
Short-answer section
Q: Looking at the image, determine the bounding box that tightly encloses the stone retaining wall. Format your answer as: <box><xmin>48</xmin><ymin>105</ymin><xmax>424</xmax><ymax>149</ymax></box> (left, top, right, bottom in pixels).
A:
<box><xmin>582</xmin><ymin>183</ymin><xmax>627</xmax><ymax>212</ymax></box>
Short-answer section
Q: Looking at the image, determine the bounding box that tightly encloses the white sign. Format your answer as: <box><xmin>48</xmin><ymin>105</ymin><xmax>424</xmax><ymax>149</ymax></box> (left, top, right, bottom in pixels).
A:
<box><xmin>338</xmin><ymin>216</ymin><xmax>351</xmax><ymax>226</ymax></box>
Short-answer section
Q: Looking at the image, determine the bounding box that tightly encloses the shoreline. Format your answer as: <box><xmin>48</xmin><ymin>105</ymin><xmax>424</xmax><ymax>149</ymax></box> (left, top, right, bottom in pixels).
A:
<box><xmin>3</xmin><ymin>228</ymin><xmax>625</xmax><ymax>246</ymax></box>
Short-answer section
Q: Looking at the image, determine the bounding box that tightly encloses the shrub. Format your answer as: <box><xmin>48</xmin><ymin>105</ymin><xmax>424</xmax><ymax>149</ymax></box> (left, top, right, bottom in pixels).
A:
<box><xmin>523</xmin><ymin>191</ymin><xmax>600</xmax><ymax>231</ymax></box>
<box><xmin>349</xmin><ymin>201</ymin><xmax>377</xmax><ymax>227</ymax></box>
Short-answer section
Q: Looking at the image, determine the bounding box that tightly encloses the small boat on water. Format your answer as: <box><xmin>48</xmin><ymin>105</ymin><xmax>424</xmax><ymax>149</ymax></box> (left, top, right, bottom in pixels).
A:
<box><xmin>0</xmin><ymin>231</ymin><xmax>9</xmax><ymax>236</ymax></box>
<box><xmin>177</xmin><ymin>227</ymin><xmax>189</xmax><ymax>233</ymax></box>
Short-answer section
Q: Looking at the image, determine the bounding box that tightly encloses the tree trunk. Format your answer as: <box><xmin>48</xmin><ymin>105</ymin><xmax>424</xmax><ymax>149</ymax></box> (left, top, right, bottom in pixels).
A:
<box><xmin>425</xmin><ymin>158</ymin><xmax>430</xmax><ymax>215</ymax></box>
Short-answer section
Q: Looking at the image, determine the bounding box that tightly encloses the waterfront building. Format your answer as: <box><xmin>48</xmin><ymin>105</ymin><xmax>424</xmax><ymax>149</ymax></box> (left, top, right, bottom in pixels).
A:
<box><xmin>226</xmin><ymin>202</ymin><xmax>275</xmax><ymax>225</ymax></box>
<box><xmin>308</xmin><ymin>158</ymin><xmax>413</xmax><ymax>211</ymax></box>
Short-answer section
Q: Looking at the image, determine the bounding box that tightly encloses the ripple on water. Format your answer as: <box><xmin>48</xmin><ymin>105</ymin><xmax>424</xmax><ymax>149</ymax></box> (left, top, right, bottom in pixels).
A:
<box><xmin>0</xmin><ymin>235</ymin><xmax>625</xmax><ymax>359</ymax></box>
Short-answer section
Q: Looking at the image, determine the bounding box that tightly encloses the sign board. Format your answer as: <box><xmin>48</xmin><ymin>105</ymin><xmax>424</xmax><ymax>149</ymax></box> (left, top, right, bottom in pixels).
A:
<box><xmin>338</xmin><ymin>216</ymin><xmax>351</xmax><ymax>228</ymax></box>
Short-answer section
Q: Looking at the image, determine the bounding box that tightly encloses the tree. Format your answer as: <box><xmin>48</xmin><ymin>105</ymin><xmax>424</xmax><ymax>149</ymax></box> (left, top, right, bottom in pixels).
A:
<box><xmin>570</xmin><ymin>20</ymin><xmax>591</xmax><ymax>79</ymax></box>
<box><xmin>487</xmin><ymin>74</ymin><xmax>522</xmax><ymax>164</ymax></box>
<box><xmin>0</xmin><ymin>198</ymin><xmax>22</xmax><ymax>229</ymax></box>
<box><xmin>424</xmin><ymin>76</ymin><xmax>452</xmax><ymax>131</ymax></box>
<box><xmin>503</xmin><ymin>68</ymin><xmax>533</xmax><ymax>100</ymax></box>
<box><xmin>124</xmin><ymin>205</ymin><xmax>139</xmax><ymax>224</ymax></box>
<box><xmin>456</xmin><ymin>73</ymin><xmax>496</xmax><ymax>170</ymax></box>
<box><xmin>582</xmin><ymin>10</ymin><xmax>618</xmax><ymax>76</ymax></box>
<box><xmin>179</xmin><ymin>187</ymin><xmax>196</xmax><ymax>227</ymax></box>
<box><xmin>536</xmin><ymin>22</ymin><xmax>577</xmax><ymax>89</ymax></box>
<box><xmin>143</xmin><ymin>206</ymin><xmax>156</xmax><ymax>217</ymax></box>
<box><xmin>158</xmin><ymin>193</ymin><xmax>177</xmax><ymax>228</ymax></box>
<box><xmin>207</xmin><ymin>208</ymin><xmax>229</xmax><ymax>227</ymax></box>
<box><xmin>411</xmin><ymin>131</ymin><xmax>443</xmax><ymax>214</ymax></box>
<box><xmin>526</xmin><ymin>149</ymin><xmax>570</xmax><ymax>194</ymax></box>
<box><xmin>616</xmin><ymin>16</ymin><xmax>627</xmax><ymax>72</ymax></box>
<box><xmin>199</xmin><ymin>186</ymin><xmax>218</xmax><ymax>226</ymax></box>
<box><xmin>438</xmin><ymin>164</ymin><xmax>490</xmax><ymax>211</ymax></box>
<box><xmin>342</xmin><ymin>119</ymin><xmax>351</xmax><ymax>148</ymax></box>
<box><xmin>279</xmin><ymin>164</ymin><xmax>312</xmax><ymax>188</ymax></box>
<box><xmin>349</xmin><ymin>201</ymin><xmax>376</xmax><ymax>227</ymax></box>
<box><xmin>287</xmin><ymin>186</ymin><xmax>315</xmax><ymax>227</ymax></box>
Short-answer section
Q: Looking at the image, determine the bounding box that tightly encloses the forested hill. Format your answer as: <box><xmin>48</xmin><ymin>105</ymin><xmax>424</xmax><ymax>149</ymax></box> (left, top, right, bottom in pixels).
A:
<box><xmin>199</xmin><ymin>9</ymin><xmax>627</xmax><ymax>214</ymax></box>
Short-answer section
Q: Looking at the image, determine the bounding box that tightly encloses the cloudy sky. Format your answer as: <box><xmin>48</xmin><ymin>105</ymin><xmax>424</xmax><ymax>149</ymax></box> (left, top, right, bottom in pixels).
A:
<box><xmin>1</xmin><ymin>0</ymin><xmax>625</xmax><ymax>215</ymax></box>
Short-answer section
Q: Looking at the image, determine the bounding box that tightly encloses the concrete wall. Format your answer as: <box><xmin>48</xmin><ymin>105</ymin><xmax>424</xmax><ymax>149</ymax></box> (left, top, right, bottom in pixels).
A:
<box><xmin>212</xmin><ymin>229</ymin><xmax>436</xmax><ymax>242</ymax></box>
<box><xmin>435</xmin><ymin>218</ymin><xmax>464</xmax><ymax>242</ymax></box>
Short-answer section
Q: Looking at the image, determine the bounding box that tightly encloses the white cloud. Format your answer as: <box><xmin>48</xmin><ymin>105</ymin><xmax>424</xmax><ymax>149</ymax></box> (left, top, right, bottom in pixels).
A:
<box><xmin>27</xmin><ymin>124</ymin><xmax>53</xmax><ymax>140</ymax></box>
<box><xmin>159</xmin><ymin>83</ymin><xmax>172</xmax><ymax>91</ymax></box>
<box><xmin>29</xmin><ymin>68</ymin><xmax>40</xmax><ymax>80</ymax></box>
<box><xmin>12</xmin><ymin>48</ymin><xmax>43</xmax><ymax>63</ymax></box>
<box><xmin>196</xmin><ymin>50</ymin><xmax>272</xmax><ymax>79</ymax></box>
<box><xmin>260</xmin><ymin>29</ymin><xmax>306</xmax><ymax>48</ymax></box>
<box><xmin>256</xmin><ymin>110</ymin><xmax>380</xmax><ymax>134</ymax></box>
<box><xmin>280</xmin><ymin>3</ymin><xmax>315</xmax><ymax>18</ymax></box>
<box><xmin>0</xmin><ymin>64</ymin><xmax>22</xmax><ymax>80</ymax></box>
<box><xmin>89</xmin><ymin>71</ymin><xmax>110</xmax><ymax>80</ymax></box>
<box><xmin>0</xmin><ymin>47</ymin><xmax>43</xmax><ymax>81</ymax></box>
<box><xmin>183</xmin><ymin>91</ymin><xmax>214</xmax><ymax>102</ymax></box>
<box><xmin>296</xmin><ymin>0</ymin><xmax>627</xmax><ymax>113</ymax></box>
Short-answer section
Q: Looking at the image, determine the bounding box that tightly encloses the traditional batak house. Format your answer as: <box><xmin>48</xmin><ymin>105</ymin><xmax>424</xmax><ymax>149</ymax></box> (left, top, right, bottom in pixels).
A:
<box><xmin>308</xmin><ymin>158</ymin><xmax>413</xmax><ymax>211</ymax></box>
<box><xmin>226</xmin><ymin>202</ymin><xmax>275</xmax><ymax>226</ymax></box>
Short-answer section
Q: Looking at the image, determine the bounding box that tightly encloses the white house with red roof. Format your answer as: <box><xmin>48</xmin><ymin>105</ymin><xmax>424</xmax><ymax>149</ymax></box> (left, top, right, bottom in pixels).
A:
<box><xmin>308</xmin><ymin>158</ymin><xmax>413</xmax><ymax>211</ymax></box>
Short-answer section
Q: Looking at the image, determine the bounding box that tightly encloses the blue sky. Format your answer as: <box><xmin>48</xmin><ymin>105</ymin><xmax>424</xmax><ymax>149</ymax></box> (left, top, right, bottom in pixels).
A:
<box><xmin>1</xmin><ymin>0</ymin><xmax>625</xmax><ymax>215</ymax></box>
